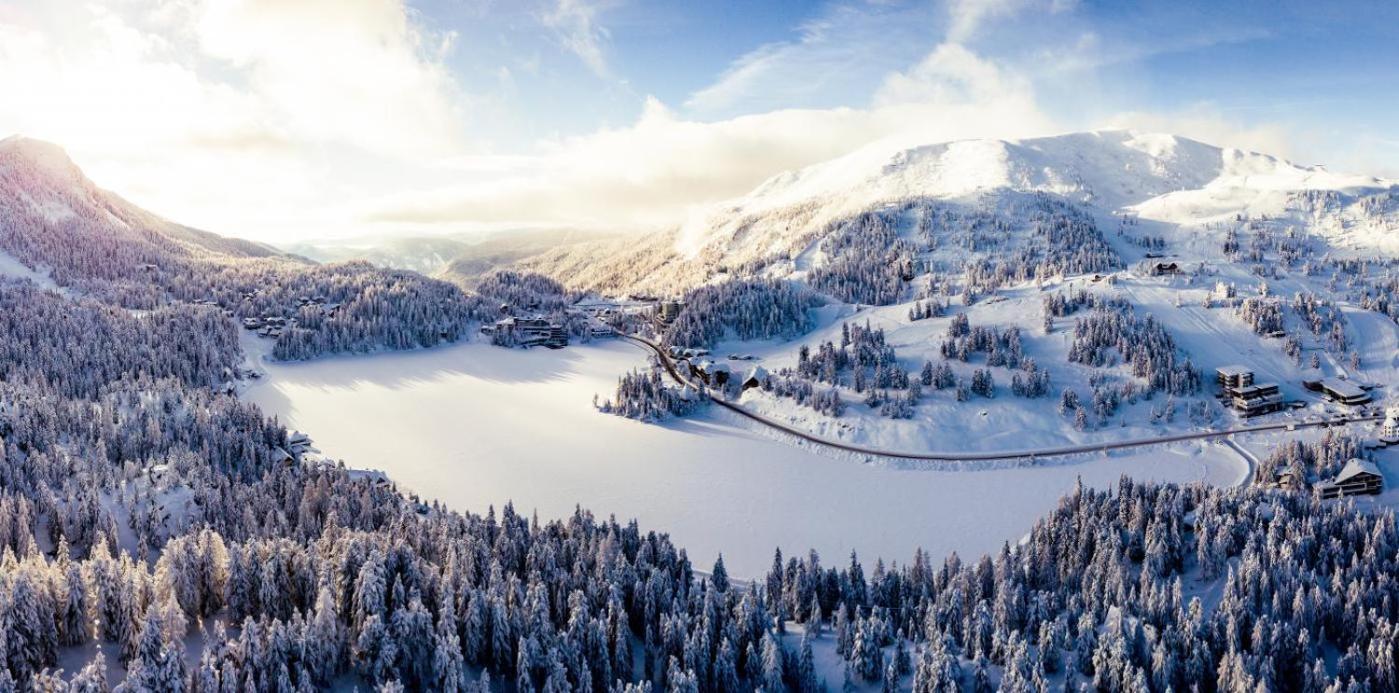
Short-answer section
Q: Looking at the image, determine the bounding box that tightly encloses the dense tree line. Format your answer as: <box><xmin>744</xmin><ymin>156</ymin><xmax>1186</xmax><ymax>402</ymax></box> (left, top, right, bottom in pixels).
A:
<box><xmin>0</xmin><ymin>276</ymin><xmax>1392</xmax><ymax>692</ymax></box>
<box><xmin>1237</xmin><ymin>297</ymin><xmax>1284</xmax><ymax>336</ymax></box>
<box><xmin>663</xmin><ymin>279</ymin><xmax>816</xmax><ymax>349</ymax></box>
<box><xmin>768</xmin><ymin>473</ymin><xmax>1399</xmax><ymax>691</ymax></box>
<box><xmin>0</xmin><ymin>148</ymin><xmax>477</xmax><ymax>362</ymax></box>
<box><xmin>0</xmin><ymin>282</ymin><xmax>241</xmax><ymax>399</ymax></box>
<box><xmin>806</xmin><ymin>210</ymin><xmax>918</xmax><ymax>305</ymax></box>
<box><xmin>1067</xmin><ymin>297</ymin><xmax>1200</xmax><ymax>396</ymax></box>
<box><xmin>597</xmin><ymin>369</ymin><xmax>704</xmax><ymax>421</ymax></box>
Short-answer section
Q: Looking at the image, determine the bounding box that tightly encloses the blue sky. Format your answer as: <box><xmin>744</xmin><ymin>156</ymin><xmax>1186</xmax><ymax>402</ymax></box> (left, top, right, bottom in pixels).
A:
<box><xmin>408</xmin><ymin>0</ymin><xmax>1399</xmax><ymax>155</ymax></box>
<box><xmin>0</xmin><ymin>0</ymin><xmax>1395</xmax><ymax>241</ymax></box>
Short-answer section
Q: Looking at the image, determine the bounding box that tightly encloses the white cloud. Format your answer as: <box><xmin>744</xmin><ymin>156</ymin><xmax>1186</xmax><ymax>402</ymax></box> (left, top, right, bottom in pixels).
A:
<box><xmin>684</xmin><ymin>2</ymin><xmax>931</xmax><ymax>116</ymax></box>
<box><xmin>364</xmin><ymin>44</ymin><xmax>1061</xmax><ymax>232</ymax></box>
<box><xmin>0</xmin><ymin>0</ymin><xmax>468</xmax><ymax>241</ymax></box>
<box><xmin>540</xmin><ymin>0</ymin><xmax>615</xmax><ymax>78</ymax></box>
<box><xmin>874</xmin><ymin>42</ymin><xmax>1034</xmax><ymax>109</ymax></box>
<box><xmin>945</xmin><ymin>0</ymin><xmax>1075</xmax><ymax>43</ymax></box>
<box><xmin>195</xmin><ymin>0</ymin><xmax>465</xmax><ymax>157</ymax></box>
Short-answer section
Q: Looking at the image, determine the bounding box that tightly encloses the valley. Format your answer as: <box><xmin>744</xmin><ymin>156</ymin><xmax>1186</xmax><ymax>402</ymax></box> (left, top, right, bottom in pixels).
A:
<box><xmin>242</xmin><ymin>337</ymin><xmax>1244</xmax><ymax>578</ymax></box>
<box><xmin>0</xmin><ymin>127</ymin><xmax>1396</xmax><ymax>690</ymax></box>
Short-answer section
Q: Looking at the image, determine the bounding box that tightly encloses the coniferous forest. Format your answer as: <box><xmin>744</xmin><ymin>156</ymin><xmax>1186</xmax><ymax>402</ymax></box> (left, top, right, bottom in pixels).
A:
<box><xmin>0</xmin><ymin>258</ymin><xmax>1397</xmax><ymax>691</ymax></box>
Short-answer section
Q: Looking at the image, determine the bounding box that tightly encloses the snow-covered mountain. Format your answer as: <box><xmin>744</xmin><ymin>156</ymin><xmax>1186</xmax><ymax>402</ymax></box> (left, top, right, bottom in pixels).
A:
<box><xmin>0</xmin><ymin>135</ymin><xmax>286</xmax><ymax>264</ymax></box>
<box><xmin>521</xmin><ymin>130</ymin><xmax>1398</xmax><ymax>295</ymax></box>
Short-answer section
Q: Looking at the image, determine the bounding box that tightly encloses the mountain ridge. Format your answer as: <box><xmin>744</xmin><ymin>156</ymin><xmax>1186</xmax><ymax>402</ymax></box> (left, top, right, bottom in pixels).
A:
<box><xmin>515</xmin><ymin>129</ymin><xmax>1398</xmax><ymax>295</ymax></box>
<box><xmin>0</xmin><ymin>134</ymin><xmax>287</xmax><ymax>262</ymax></box>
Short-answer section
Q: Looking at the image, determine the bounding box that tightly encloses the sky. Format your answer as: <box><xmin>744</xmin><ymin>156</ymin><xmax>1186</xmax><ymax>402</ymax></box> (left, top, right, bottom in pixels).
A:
<box><xmin>1</xmin><ymin>0</ymin><xmax>1396</xmax><ymax>244</ymax></box>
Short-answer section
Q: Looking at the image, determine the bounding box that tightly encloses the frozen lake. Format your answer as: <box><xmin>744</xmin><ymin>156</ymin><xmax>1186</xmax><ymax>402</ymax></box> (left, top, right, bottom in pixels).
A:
<box><xmin>244</xmin><ymin>339</ymin><xmax>1243</xmax><ymax>577</ymax></box>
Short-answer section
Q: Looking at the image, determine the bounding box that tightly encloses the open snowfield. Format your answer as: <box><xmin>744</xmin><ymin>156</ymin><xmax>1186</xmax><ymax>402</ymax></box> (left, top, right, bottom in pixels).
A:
<box><xmin>244</xmin><ymin>338</ymin><xmax>1243</xmax><ymax>577</ymax></box>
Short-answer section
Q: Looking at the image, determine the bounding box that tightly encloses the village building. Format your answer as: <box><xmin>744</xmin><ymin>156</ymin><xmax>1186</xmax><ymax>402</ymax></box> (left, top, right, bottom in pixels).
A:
<box><xmin>287</xmin><ymin>431</ymin><xmax>313</xmax><ymax>456</ymax></box>
<box><xmin>1150</xmin><ymin>261</ymin><xmax>1181</xmax><ymax>276</ymax></box>
<box><xmin>692</xmin><ymin>360</ymin><xmax>731</xmax><ymax>387</ymax></box>
<box><xmin>1381</xmin><ymin>405</ymin><xmax>1399</xmax><ymax>445</ymax></box>
<box><xmin>1318</xmin><ymin>458</ymin><xmax>1384</xmax><ymax>499</ymax></box>
<box><xmin>658</xmin><ymin>300</ymin><xmax>684</xmax><ymax>323</ymax></box>
<box><xmin>1230</xmin><ymin>382</ymin><xmax>1285</xmax><ymax>416</ymax></box>
<box><xmin>1216</xmin><ymin>365</ymin><xmax>1254</xmax><ymax>392</ymax></box>
<box><xmin>481</xmin><ymin>316</ymin><xmax>568</xmax><ymax>348</ymax></box>
<box><xmin>1319</xmin><ymin>377</ymin><xmax>1370</xmax><ymax>405</ymax></box>
<box><xmin>1272</xmin><ymin>468</ymin><xmax>1302</xmax><ymax>491</ymax></box>
<box><xmin>740</xmin><ymin>366</ymin><xmax>769</xmax><ymax>391</ymax></box>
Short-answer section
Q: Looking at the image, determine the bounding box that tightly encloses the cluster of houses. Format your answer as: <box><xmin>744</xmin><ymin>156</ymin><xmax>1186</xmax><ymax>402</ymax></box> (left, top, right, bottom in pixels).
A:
<box><xmin>673</xmin><ymin>356</ymin><xmax>769</xmax><ymax>392</ymax></box>
<box><xmin>269</xmin><ymin>431</ymin><xmax>316</xmax><ymax>467</ymax></box>
<box><xmin>1216</xmin><ymin>365</ymin><xmax>1287</xmax><ymax>416</ymax></box>
<box><xmin>1217</xmin><ymin>365</ymin><xmax>1375</xmax><ymax>416</ymax></box>
<box><xmin>243</xmin><ymin>315</ymin><xmax>293</xmax><ymax>338</ymax></box>
<box><xmin>480</xmin><ymin>316</ymin><xmax>569</xmax><ymax>349</ymax></box>
<box><xmin>238</xmin><ymin>296</ymin><xmax>340</xmax><ymax>339</ymax></box>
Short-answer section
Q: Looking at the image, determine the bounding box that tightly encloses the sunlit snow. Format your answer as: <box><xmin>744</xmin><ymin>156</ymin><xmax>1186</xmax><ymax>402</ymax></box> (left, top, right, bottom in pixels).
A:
<box><xmin>245</xmin><ymin>339</ymin><xmax>1242</xmax><ymax>576</ymax></box>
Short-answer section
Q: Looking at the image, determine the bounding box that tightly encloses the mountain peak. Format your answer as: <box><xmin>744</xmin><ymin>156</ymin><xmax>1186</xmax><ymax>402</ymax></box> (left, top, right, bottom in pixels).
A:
<box><xmin>0</xmin><ymin>135</ymin><xmax>84</xmax><ymax>181</ymax></box>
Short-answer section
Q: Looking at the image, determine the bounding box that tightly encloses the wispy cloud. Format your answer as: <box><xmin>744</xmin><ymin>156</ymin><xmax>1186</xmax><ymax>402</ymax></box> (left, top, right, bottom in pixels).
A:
<box><xmin>540</xmin><ymin>0</ymin><xmax>616</xmax><ymax>78</ymax></box>
<box><xmin>684</xmin><ymin>2</ymin><xmax>934</xmax><ymax>116</ymax></box>
<box><xmin>363</xmin><ymin>43</ymin><xmax>1060</xmax><ymax>233</ymax></box>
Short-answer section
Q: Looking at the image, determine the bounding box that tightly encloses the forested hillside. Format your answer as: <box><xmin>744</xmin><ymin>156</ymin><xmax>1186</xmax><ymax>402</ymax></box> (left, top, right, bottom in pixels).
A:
<box><xmin>0</xmin><ymin>274</ymin><xmax>1394</xmax><ymax>690</ymax></box>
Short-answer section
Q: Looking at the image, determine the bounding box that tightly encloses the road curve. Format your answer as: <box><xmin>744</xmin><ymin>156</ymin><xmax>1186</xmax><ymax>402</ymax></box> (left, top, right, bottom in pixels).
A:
<box><xmin>620</xmin><ymin>333</ymin><xmax>1383</xmax><ymax>463</ymax></box>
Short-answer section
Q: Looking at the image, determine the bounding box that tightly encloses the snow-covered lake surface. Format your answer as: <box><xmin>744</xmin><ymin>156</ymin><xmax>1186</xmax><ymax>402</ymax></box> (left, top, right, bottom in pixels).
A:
<box><xmin>244</xmin><ymin>339</ymin><xmax>1244</xmax><ymax>577</ymax></box>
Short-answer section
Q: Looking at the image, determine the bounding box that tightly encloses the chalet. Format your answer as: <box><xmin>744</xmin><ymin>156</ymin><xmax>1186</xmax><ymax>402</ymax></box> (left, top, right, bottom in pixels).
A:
<box><xmin>287</xmin><ymin>431</ymin><xmax>313</xmax><ymax>455</ymax></box>
<box><xmin>1150</xmin><ymin>262</ymin><xmax>1181</xmax><ymax>276</ymax></box>
<box><xmin>1216</xmin><ymin>365</ymin><xmax>1254</xmax><ymax>392</ymax></box>
<box><xmin>740</xmin><ymin>366</ymin><xmax>769</xmax><ymax>391</ymax></box>
<box><xmin>1318</xmin><ymin>459</ymin><xmax>1383</xmax><ymax>499</ymax></box>
<box><xmin>692</xmin><ymin>361</ymin><xmax>730</xmax><ymax>387</ymax></box>
<box><xmin>1319</xmin><ymin>378</ymin><xmax>1370</xmax><ymax>406</ymax></box>
<box><xmin>1272</xmin><ymin>469</ymin><xmax>1302</xmax><ymax>491</ymax></box>
<box><xmin>1381</xmin><ymin>405</ymin><xmax>1399</xmax><ymax>445</ymax></box>
<box><xmin>1230</xmin><ymin>382</ymin><xmax>1285</xmax><ymax>416</ymax></box>
<box><xmin>709</xmin><ymin>363</ymin><xmax>731</xmax><ymax>387</ymax></box>
<box><xmin>270</xmin><ymin>447</ymin><xmax>295</xmax><ymax>467</ymax></box>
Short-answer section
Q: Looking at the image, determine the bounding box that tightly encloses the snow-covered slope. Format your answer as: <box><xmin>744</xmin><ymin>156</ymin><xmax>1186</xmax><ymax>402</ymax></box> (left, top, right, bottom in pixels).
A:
<box><xmin>0</xmin><ymin>135</ymin><xmax>285</xmax><ymax>261</ymax></box>
<box><xmin>523</xmin><ymin>130</ymin><xmax>1397</xmax><ymax>294</ymax></box>
<box><xmin>681</xmin><ymin>129</ymin><xmax>1391</xmax><ymax>258</ymax></box>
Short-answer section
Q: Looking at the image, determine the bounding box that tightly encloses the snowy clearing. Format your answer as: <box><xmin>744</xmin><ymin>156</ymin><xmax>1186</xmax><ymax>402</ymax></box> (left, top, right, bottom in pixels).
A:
<box><xmin>244</xmin><ymin>339</ymin><xmax>1242</xmax><ymax>576</ymax></box>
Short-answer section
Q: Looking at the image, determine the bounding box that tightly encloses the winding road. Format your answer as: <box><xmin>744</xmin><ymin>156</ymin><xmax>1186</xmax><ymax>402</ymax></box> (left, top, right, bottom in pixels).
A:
<box><xmin>620</xmin><ymin>333</ymin><xmax>1384</xmax><ymax>463</ymax></box>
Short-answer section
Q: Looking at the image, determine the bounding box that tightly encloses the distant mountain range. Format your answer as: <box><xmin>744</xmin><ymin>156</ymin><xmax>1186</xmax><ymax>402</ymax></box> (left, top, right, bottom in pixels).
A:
<box><xmin>514</xmin><ymin>130</ymin><xmax>1398</xmax><ymax>296</ymax></box>
<box><xmin>282</xmin><ymin>227</ymin><xmax>619</xmax><ymax>284</ymax></box>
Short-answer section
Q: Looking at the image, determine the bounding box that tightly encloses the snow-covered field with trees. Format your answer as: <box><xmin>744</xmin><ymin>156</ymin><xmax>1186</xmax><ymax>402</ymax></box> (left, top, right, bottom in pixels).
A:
<box><xmin>244</xmin><ymin>337</ymin><xmax>1243</xmax><ymax>578</ymax></box>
